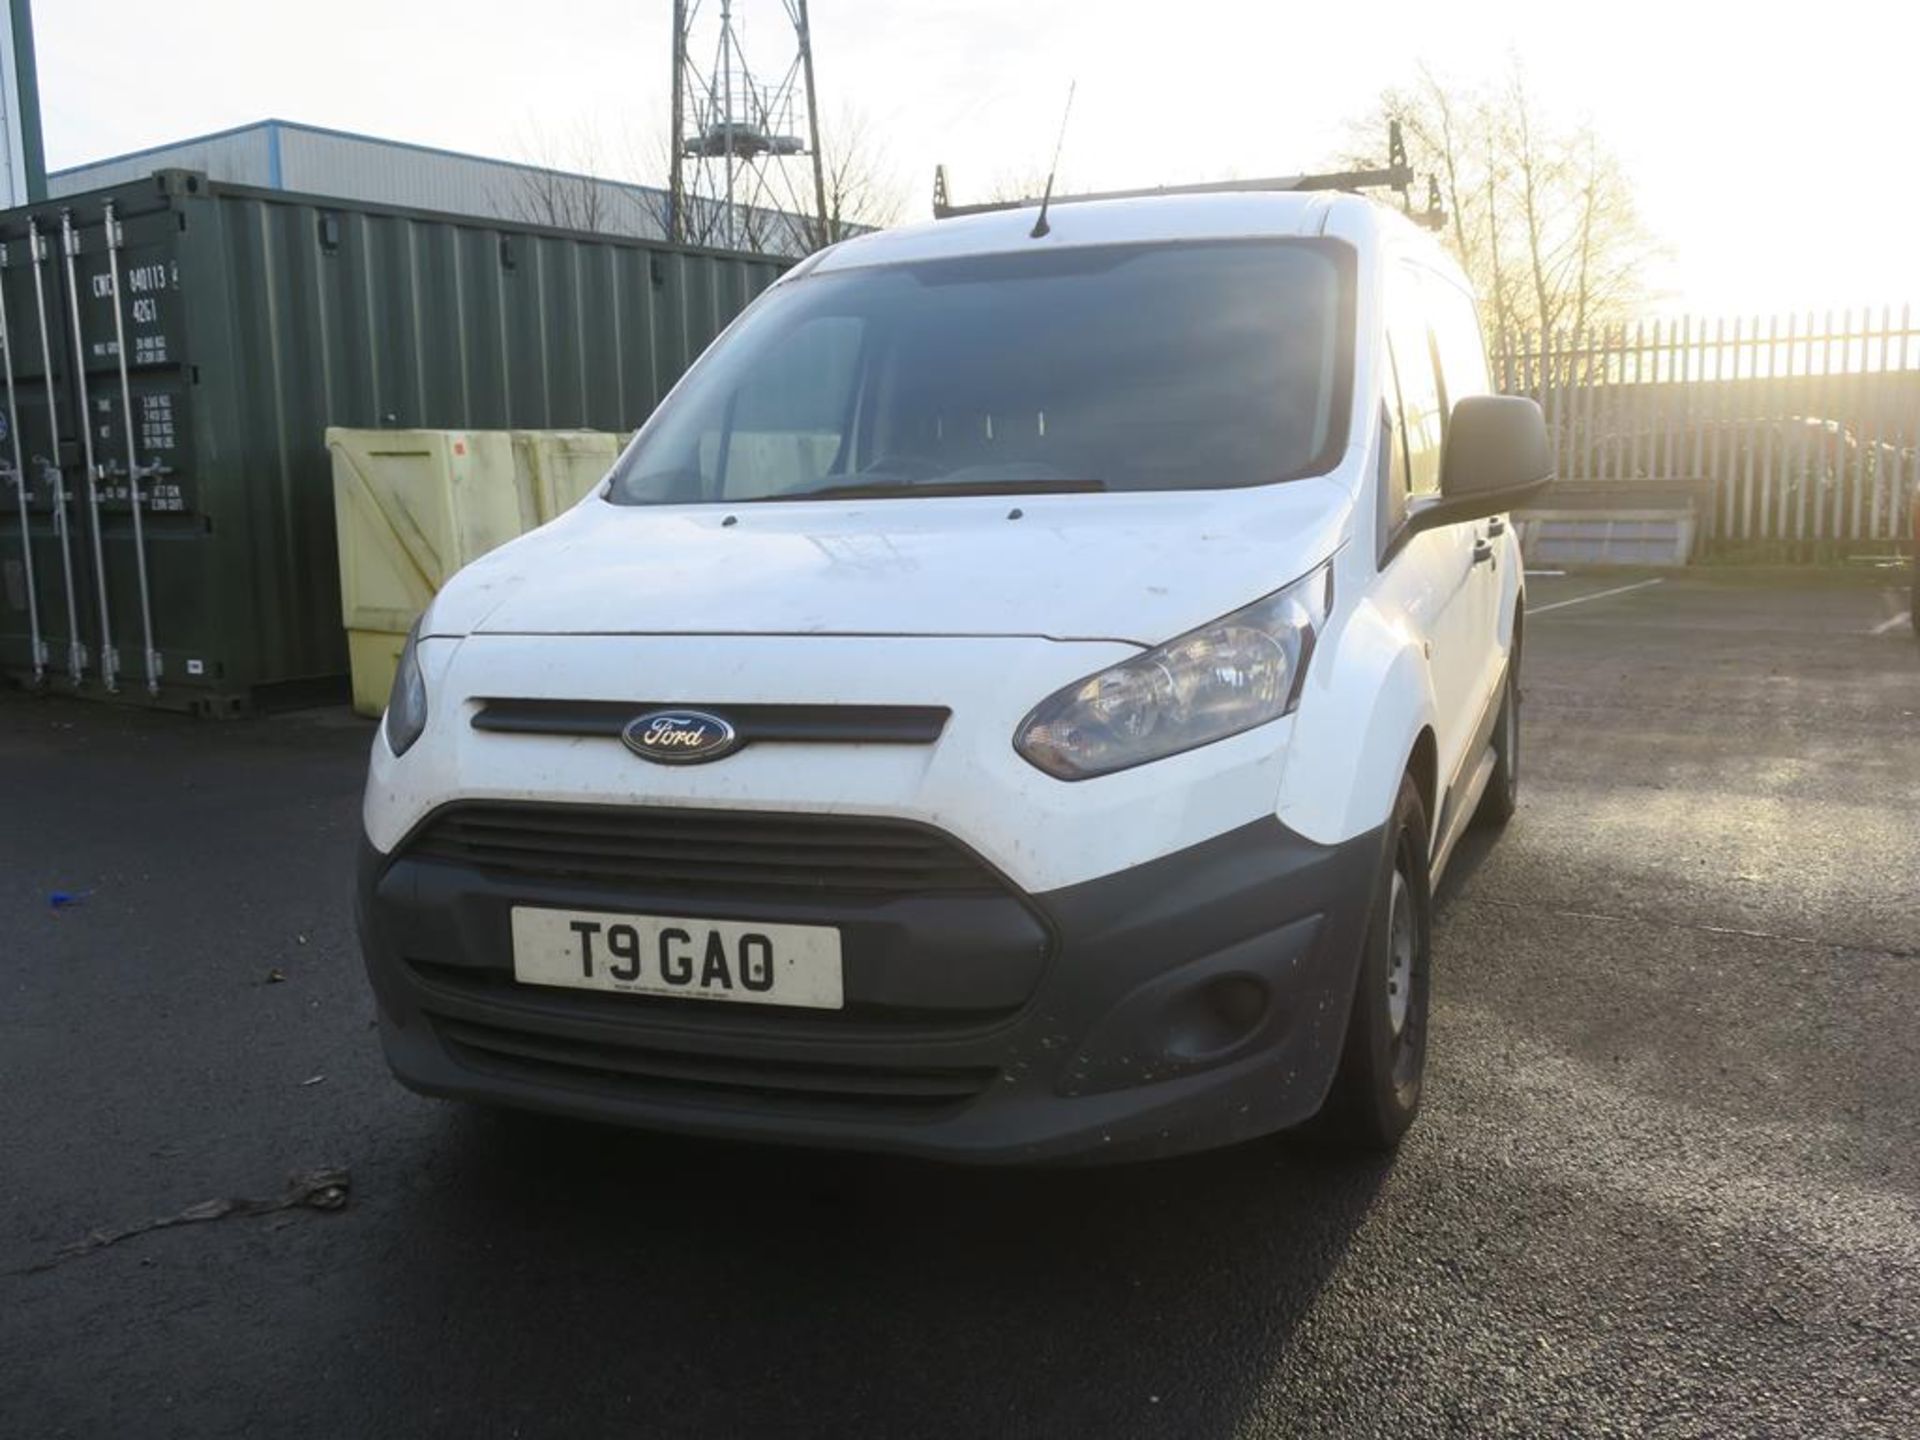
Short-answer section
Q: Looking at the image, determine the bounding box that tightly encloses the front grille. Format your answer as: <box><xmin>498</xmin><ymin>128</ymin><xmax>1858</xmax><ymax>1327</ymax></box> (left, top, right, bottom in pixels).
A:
<box><xmin>404</xmin><ymin>802</ymin><xmax>1010</xmax><ymax>899</ymax></box>
<box><xmin>437</xmin><ymin>1017</ymin><xmax>997</xmax><ymax>1121</ymax></box>
<box><xmin>471</xmin><ymin>699</ymin><xmax>950</xmax><ymax>744</ymax></box>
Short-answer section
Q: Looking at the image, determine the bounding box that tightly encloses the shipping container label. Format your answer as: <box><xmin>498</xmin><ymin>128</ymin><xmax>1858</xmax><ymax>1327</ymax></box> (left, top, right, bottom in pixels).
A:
<box><xmin>138</xmin><ymin>394</ymin><xmax>178</xmax><ymax>458</ymax></box>
<box><xmin>61</xmin><ymin>240</ymin><xmax>192</xmax><ymax>514</ymax></box>
<box><xmin>85</xmin><ymin>386</ymin><xmax>189</xmax><ymax>514</ymax></box>
<box><xmin>84</xmin><ymin>260</ymin><xmax>178</xmax><ymax>367</ymax></box>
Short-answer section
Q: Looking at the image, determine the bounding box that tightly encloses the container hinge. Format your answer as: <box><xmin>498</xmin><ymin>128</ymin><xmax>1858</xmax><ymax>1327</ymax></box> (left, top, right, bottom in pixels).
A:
<box><xmin>31</xmin><ymin>636</ymin><xmax>49</xmax><ymax>667</ymax></box>
<box><xmin>67</xmin><ymin>640</ymin><xmax>88</xmax><ymax>677</ymax></box>
<box><xmin>104</xmin><ymin>213</ymin><xmax>125</xmax><ymax>251</ymax></box>
<box><xmin>102</xmin><ymin>644</ymin><xmax>121</xmax><ymax>673</ymax></box>
<box><xmin>61</xmin><ymin>219</ymin><xmax>81</xmax><ymax>258</ymax></box>
<box><xmin>28</xmin><ymin>231</ymin><xmax>46</xmax><ymax>263</ymax></box>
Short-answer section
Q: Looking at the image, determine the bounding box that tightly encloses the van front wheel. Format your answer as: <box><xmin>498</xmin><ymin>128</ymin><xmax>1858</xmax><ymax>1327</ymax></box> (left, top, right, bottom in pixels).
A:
<box><xmin>1315</xmin><ymin>774</ymin><xmax>1432</xmax><ymax>1150</ymax></box>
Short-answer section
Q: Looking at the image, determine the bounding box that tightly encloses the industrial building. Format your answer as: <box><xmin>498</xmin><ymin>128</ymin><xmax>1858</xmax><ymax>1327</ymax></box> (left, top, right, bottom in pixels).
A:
<box><xmin>49</xmin><ymin>118</ymin><xmax>824</xmax><ymax>256</ymax></box>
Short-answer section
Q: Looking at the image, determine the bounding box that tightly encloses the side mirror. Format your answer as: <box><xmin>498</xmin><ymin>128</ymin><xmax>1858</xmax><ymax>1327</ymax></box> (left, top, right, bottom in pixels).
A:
<box><xmin>1407</xmin><ymin>395</ymin><xmax>1553</xmax><ymax>535</ymax></box>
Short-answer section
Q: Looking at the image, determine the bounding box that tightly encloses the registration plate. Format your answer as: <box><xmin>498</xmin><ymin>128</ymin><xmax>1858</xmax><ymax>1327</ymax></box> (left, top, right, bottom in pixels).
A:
<box><xmin>509</xmin><ymin>907</ymin><xmax>844</xmax><ymax>1010</ymax></box>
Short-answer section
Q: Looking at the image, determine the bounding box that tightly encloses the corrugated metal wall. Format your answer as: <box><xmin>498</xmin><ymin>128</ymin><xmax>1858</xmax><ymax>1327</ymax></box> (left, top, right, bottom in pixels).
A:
<box><xmin>0</xmin><ymin>169</ymin><xmax>787</xmax><ymax>711</ymax></box>
<box><xmin>48</xmin><ymin>124</ymin><xmax>275</xmax><ymax>195</ymax></box>
<box><xmin>274</xmin><ymin>126</ymin><xmax>667</xmax><ymax>239</ymax></box>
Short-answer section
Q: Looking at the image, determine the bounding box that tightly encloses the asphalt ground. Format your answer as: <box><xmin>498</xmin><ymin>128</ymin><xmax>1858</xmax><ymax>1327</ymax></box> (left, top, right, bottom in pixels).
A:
<box><xmin>2</xmin><ymin>566</ymin><xmax>1916</xmax><ymax>1439</ymax></box>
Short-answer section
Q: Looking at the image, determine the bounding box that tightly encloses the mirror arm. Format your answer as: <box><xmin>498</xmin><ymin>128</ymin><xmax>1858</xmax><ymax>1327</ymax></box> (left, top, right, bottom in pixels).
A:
<box><xmin>1404</xmin><ymin>475</ymin><xmax>1552</xmax><ymax>538</ymax></box>
<box><xmin>1404</xmin><ymin>494</ymin><xmax>1480</xmax><ymax>534</ymax></box>
<box><xmin>1385</xmin><ymin>477</ymin><xmax>1552</xmax><ymax>567</ymax></box>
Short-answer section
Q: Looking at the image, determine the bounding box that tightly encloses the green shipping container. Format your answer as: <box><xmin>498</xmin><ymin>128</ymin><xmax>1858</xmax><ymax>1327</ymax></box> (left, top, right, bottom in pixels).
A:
<box><xmin>0</xmin><ymin>169</ymin><xmax>787</xmax><ymax>714</ymax></box>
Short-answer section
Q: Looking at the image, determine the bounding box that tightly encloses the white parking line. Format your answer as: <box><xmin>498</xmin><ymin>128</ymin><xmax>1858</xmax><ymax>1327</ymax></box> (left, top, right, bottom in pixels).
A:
<box><xmin>1526</xmin><ymin>578</ymin><xmax>1665</xmax><ymax>615</ymax></box>
<box><xmin>1869</xmin><ymin>612</ymin><xmax>1912</xmax><ymax>635</ymax></box>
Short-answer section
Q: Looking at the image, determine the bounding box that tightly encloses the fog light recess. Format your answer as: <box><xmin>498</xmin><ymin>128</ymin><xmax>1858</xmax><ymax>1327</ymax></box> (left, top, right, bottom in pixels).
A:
<box><xmin>1161</xmin><ymin>973</ymin><xmax>1270</xmax><ymax>1062</ymax></box>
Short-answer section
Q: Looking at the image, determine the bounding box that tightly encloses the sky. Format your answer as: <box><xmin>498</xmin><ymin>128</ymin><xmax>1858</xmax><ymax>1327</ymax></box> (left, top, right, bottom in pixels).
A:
<box><xmin>31</xmin><ymin>0</ymin><xmax>1920</xmax><ymax>317</ymax></box>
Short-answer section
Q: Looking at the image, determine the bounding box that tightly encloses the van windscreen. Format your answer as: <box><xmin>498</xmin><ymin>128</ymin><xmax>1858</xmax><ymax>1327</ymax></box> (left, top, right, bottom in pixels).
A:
<box><xmin>606</xmin><ymin>239</ymin><xmax>1351</xmax><ymax>504</ymax></box>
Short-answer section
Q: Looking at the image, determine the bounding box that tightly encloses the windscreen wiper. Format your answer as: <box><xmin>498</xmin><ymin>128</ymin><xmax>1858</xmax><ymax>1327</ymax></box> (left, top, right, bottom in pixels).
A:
<box><xmin>769</xmin><ymin>478</ymin><xmax>1108</xmax><ymax>501</ymax></box>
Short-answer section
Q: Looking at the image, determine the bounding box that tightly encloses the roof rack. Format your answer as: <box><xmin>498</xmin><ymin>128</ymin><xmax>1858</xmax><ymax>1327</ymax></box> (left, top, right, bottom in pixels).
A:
<box><xmin>932</xmin><ymin>120</ymin><xmax>1447</xmax><ymax>231</ymax></box>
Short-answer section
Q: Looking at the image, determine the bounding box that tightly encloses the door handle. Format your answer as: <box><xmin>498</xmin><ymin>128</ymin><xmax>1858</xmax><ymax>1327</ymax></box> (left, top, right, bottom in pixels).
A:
<box><xmin>1472</xmin><ymin>538</ymin><xmax>1495</xmax><ymax>566</ymax></box>
<box><xmin>1486</xmin><ymin>516</ymin><xmax>1507</xmax><ymax>537</ymax></box>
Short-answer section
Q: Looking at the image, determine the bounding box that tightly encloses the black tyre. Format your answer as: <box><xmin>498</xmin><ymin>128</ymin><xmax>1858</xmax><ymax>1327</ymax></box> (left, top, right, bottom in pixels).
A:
<box><xmin>1317</xmin><ymin>773</ymin><xmax>1433</xmax><ymax>1150</ymax></box>
<box><xmin>1475</xmin><ymin>654</ymin><xmax>1520</xmax><ymax>828</ymax></box>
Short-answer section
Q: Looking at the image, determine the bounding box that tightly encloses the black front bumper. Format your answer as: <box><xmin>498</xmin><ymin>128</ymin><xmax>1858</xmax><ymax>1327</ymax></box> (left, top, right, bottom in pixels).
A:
<box><xmin>355</xmin><ymin>808</ymin><xmax>1385</xmax><ymax>1163</ymax></box>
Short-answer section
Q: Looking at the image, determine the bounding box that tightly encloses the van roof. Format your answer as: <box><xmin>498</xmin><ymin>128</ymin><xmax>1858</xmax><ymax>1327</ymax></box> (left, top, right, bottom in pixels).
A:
<box><xmin>807</xmin><ymin>190</ymin><xmax>1454</xmax><ymax>280</ymax></box>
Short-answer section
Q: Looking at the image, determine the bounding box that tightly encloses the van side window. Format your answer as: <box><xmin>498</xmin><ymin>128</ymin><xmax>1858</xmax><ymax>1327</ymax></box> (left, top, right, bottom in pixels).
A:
<box><xmin>1385</xmin><ymin>274</ymin><xmax>1444</xmax><ymax>498</ymax></box>
<box><xmin>1423</xmin><ymin>270</ymin><xmax>1491</xmax><ymax>417</ymax></box>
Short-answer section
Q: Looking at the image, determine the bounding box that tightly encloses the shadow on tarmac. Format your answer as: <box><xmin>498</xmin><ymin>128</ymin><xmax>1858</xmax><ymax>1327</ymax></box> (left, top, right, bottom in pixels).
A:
<box><xmin>329</xmin><ymin>1095</ymin><xmax>1394</xmax><ymax>1432</ymax></box>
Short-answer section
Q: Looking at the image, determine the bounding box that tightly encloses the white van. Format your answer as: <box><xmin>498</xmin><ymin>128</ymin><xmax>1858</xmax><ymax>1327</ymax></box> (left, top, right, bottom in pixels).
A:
<box><xmin>354</xmin><ymin>187</ymin><xmax>1550</xmax><ymax>1162</ymax></box>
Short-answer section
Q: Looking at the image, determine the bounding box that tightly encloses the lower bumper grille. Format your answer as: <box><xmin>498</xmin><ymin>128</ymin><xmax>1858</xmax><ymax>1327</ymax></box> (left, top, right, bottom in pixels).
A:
<box><xmin>436</xmin><ymin>1018</ymin><xmax>999</xmax><ymax>1122</ymax></box>
<box><xmin>406</xmin><ymin>959</ymin><xmax>1024</xmax><ymax>1031</ymax></box>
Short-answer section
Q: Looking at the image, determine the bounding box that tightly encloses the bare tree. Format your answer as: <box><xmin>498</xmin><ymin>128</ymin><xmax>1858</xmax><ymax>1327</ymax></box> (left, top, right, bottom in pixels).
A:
<box><xmin>1345</xmin><ymin>65</ymin><xmax>1662</xmax><ymax>343</ymax></box>
<box><xmin>982</xmin><ymin>168</ymin><xmax>1068</xmax><ymax>206</ymax></box>
<box><xmin>501</xmin><ymin>121</ymin><xmax>636</xmax><ymax>234</ymax></box>
<box><xmin>1482</xmin><ymin>130</ymin><xmax>1512</xmax><ymax>341</ymax></box>
<box><xmin>800</xmin><ymin>108</ymin><xmax>907</xmax><ymax>250</ymax></box>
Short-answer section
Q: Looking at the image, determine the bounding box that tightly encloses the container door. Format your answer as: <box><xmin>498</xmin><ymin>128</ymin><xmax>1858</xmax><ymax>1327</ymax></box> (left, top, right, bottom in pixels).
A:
<box><xmin>0</xmin><ymin>218</ymin><xmax>88</xmax><ymax>688</ymax></box>
<box><xmin>63</xmin><ymin>194</ymin><xmax>201</xmax><ymax>700</ymax></box>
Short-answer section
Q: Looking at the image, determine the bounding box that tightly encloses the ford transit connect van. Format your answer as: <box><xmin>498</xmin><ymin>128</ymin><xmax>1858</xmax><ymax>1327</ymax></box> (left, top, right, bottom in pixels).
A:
<box><xmin>354</xmin><ymin>188</ymin><xmax>1551</xmax><ymax>1162</ymax></box>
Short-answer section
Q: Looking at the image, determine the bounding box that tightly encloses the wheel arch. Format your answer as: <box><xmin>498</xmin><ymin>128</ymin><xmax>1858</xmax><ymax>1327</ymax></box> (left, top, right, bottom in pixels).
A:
<box><xmin>1278</xmin><ymin>597</ymin><xmax>1440</xmax><ymax>846</ymax></box>
<box><xmin>1405</xmin><ymin>725</ymin><xmax>1437</xmax><ymax>841</ymax></box>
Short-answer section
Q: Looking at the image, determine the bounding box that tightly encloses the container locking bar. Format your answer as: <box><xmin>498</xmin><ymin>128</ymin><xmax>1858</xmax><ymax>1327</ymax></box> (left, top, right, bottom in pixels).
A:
<box><xmin>0</xmin><ymin>242</ymin><xmax>46</xmax><ymax>681</ymax></box>
<box><xmin>103</xmin><ymin>203</ymin><xmax>161</xmax><ymax>694</ymax></box>
<box><xmin>60</xmin><ymin>210</ymin><xmax>118</xmax><ymax>693</ymax></box>
<box><xmin>27</xmin><ymin>220</ymin><xmax>86</xmax><ymax>684</ymax></box>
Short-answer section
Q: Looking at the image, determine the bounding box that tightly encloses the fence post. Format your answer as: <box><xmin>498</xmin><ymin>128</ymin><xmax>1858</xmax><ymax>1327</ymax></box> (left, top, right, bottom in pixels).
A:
<box><xmin>1899</xmin><ymin>303</ymin><xmax>1914</xmax><ymax>547</ymax></box>
<box><xmin>1788</xmin><ymin>314</ymin><xmax>1804</xmax><ymax>542</ymax></box>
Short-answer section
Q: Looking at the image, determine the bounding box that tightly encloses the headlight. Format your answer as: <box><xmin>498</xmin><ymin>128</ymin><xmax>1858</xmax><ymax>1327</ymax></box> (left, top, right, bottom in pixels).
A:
<box><xmin>1015</xmin><ymin>563</ymin><xmax>1332</xmax><ymax>780</ymax></box>
<box><xmin>385</xmin><ymin>621</ymin><xmax>429</xmax><ymax>757</ymax></box>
